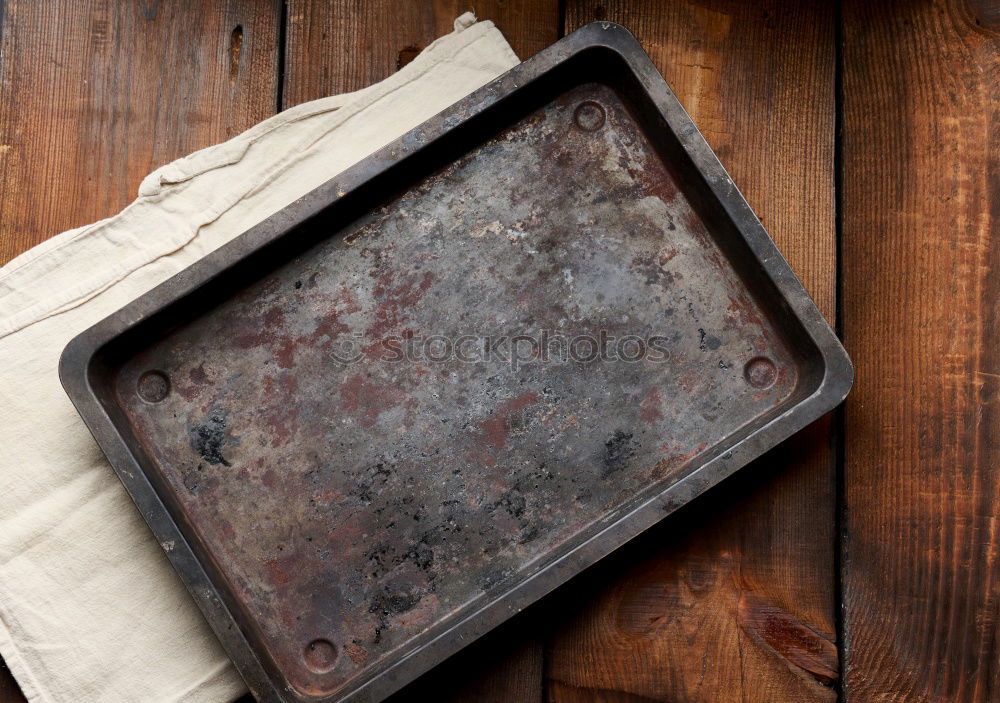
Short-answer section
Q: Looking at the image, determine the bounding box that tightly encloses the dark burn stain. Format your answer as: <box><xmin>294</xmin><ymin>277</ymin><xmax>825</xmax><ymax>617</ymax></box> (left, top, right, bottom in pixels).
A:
<box><xmin>495</xmin><ymin>490</ymin><xmax>526</xmax><ymax>518</ymax></box>
<box><xmin>368</xmin><ymin>589</ymin><xmax>423</xmax><ymax>645</ymax></box>
<box><xmin>363</xmin><ymin>510</ymin><xmax>439</xmax><ymax>584</ymax></box>
<box><xmin>405</xmin><ymin>541</ymin><xmax>434</xmax><ymax>571</ymax></box>
<box><xmin>369</xmin><ymin>590</ymin><xmax>421</xmax><ymax>617</ymax></box>
<box><xmin>350</xmin><ymin>462</ymin><xmax>393</xmax><ymax>505</ymax></box>
<box><xmin>189</xmin><ymin>408</ymin><xmax>231</xmax><ymax>466</ymax></box>
<box><xmin>489</xmin><ymin>485</ymin><xmax>544</xmax><ymax>546</ymax></box>
<box><xmin>698</xmin><ymin>327</ymin><xmax>722</xmax><ymax>351</ymax></box>
<box><xmin>603</xmin><ymin>430</ymin><xmax>638</xmax><ymax>478</ymax></box>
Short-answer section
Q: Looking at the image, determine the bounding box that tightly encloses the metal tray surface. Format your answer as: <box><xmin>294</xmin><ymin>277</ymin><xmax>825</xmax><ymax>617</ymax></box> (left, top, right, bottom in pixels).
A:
<box><xmin>59</xmin><ymin>23</ymin><xmax>852</xmax><ymax>703</ymax></box>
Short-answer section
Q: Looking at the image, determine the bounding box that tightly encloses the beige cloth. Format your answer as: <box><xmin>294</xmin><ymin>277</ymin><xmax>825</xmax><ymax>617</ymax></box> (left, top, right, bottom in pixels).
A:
<box><xmin>0</xmin><ymin>15</ymin><xmax>518</xmax><ymax>703</ymax></box>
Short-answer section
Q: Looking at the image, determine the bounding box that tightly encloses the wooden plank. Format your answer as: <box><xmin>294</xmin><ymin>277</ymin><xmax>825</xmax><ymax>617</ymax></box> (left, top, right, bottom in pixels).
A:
<box><xmin>282</xmin><ymin>4</ymin><xmax>558</xmax><ymax>699</ymax></box>
<box><xmin>840</xmin><ymin>1</ymin><xmax>999</xmax><ymax>701</ymax></box>
<box><xmin>547</xmin><ymin>2</ymin><xmax>839</xmax><ymax>702</ymax></box>
<box><xmin>282</xmin><ymin>0</ymin><xmax>560</xmax><ymax>108</ymax></box>
<box><xmin>0</xmin><ymin>2</ymin><xmax>280</xmax><ymax>701</ymax></box>
<box><xmin>0</xmin><ymin>0</ymin><xmax>281</xmax><ymax>265</ymax></box>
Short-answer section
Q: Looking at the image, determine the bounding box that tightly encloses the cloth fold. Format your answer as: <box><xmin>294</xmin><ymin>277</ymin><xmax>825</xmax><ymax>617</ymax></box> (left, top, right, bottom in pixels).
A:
<box><xmin>0</xmin><ymin>14</ymin><xmax>518</xmax><ymax>703</ymax></box>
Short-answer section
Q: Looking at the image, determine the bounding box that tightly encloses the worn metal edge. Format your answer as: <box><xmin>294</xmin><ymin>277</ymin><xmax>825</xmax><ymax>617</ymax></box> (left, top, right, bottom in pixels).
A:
<box><xmin>58</xmin><ymin>21</ymin><xmax>852</xmax><ymax>703</ymax></box>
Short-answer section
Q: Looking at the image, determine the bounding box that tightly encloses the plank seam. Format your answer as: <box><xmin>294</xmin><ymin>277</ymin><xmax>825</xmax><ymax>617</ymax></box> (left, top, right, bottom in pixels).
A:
<box><xmin>276</xmin><ymin>0</ymin><xmax>288</xmax><ymax>112</ymax></box>
<box><xmin>834</xmin><ymin>1</ymin><xmax>848</xmax><ymax>701</ymax></box>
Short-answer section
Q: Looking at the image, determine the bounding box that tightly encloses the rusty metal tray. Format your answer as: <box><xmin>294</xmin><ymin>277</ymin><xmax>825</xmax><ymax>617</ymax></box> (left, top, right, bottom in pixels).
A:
<box><xmin>59</xmin><ymin>22</ymin><xmax>852</xmax><ymax>703</ymax></box>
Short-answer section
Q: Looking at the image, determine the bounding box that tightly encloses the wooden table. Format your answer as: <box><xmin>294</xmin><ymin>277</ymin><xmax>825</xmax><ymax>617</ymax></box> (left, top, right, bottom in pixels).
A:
<box><xmin>0</xmin><ymin>2</ymin><xmax>995</xmax><ymax>702</ymax></box>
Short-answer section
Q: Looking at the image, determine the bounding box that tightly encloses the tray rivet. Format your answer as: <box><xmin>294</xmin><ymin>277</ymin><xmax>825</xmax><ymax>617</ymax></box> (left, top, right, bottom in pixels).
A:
<box><xmin>744</xmin><ymin>357</ymin><xmax>777</xmax><ymax>389</ymax></box>
<box><xmin>304</xmin><ymin>638</ymin><xmax>338</xmax><ymax>673</ymax></box>
<box><xmin>137</xmin><ymin>370</ymin><xmax>170</xmax><ymax>403</ymax></box>
<box><xmin>574</xmin><ymin>101</ymin><xmax>606</xmax><ymax>132</ymax></box>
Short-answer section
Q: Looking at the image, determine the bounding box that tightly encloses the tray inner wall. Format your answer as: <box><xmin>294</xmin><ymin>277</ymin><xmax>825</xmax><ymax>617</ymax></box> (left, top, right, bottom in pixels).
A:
<box><xmin>113</xmin><ymin>82</ymin><xmax>802</xmax><ymax>698</ymax></box>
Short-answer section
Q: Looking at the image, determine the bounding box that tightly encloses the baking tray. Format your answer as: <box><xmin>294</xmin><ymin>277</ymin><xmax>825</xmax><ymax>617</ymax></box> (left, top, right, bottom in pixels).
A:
<box><xmin>59</xmin><ymin>22</ymin><xmax>852</xmax><ymax>703</ymax></box>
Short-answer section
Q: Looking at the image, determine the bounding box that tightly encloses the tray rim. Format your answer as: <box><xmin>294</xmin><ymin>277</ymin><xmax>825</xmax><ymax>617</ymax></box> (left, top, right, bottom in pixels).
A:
<box><xmin>58</xmin><ymin>21</ymin><xmax>853</xmax><ymax>703</ymax></box>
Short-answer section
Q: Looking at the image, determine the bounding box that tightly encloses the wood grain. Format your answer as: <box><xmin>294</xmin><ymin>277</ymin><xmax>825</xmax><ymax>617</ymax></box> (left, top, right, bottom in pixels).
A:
<box><xmin>1</xmin><ymin>2</ymin><xmax>994</xmax><ymax>703</ymax></box>
<box><xmin>282</xmin><ymin>0</ymin><xmax>560</xmax><ymax>108</ymax></box>
<box><xmin>0</xmin><ymin>0</ymin><xmax>280</xmax><ymax>265</ymax></box>
<box><xmin>840</xmin><ymin>1</ymin><xmax>999</xmax><ymax>701</ymax></box>
<box><xmin>547</xmin><ymin>2</ymin><xmax>840</xmax><ymax>701</ymax></box>
<box><xmin>0</xmin><ymin>1</ymin><xmax>279</xmax><ymax>701</ymax></box>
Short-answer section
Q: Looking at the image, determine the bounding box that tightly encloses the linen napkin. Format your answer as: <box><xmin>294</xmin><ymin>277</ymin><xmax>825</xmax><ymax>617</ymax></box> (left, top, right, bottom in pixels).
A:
<box><xmin>0</xmin><ymin>14</ymin><xmax>518</xmax><ymax>703</ymax></box>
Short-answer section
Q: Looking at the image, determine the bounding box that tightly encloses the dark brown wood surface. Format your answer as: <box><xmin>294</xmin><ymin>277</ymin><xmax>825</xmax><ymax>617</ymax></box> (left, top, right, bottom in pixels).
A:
<box><xmin>282</xmin><ymin>0</ymin><xmax>560</xmax><ymax>108</ymax></box>
<box><xmin>841</xmin><ymin>1</ymin><xmax>999</xmax><ymax>701</ymax></box>
<box><xmin>0</xmin><ymin>0</ymin><xmax>280</xmax><ymax>265</ymax></box>
<box><xmin>0</xmin><ymin>1</ymin><xmax>996</xmax><ymax>702</ymax></box>
<box><xmin>547</xmin><ymin>3</ymin><xmax>839</xmax><ymax>701</ymax></box>
<box><xmin>0</xmin><ymin>3</ymin><xmax>279</xmax><ymax>701</ymax></box>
